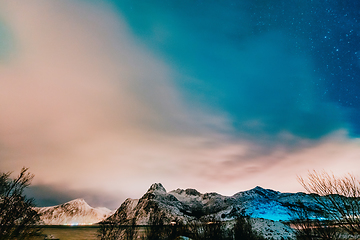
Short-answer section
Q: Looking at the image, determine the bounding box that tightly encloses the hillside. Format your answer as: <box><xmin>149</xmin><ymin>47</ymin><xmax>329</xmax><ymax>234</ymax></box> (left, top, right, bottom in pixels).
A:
<box><xmin>36</xmin><ymin>198</ymin><xmax>113</xmax><ymax>225</ymax></box>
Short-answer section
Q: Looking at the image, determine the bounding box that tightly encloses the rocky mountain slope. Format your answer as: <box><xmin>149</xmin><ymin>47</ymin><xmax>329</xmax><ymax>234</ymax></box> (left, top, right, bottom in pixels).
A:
<box><xmin>33</xmin><ymin>184</ymin><xmax>322</xmax><ymax>239</ymax></box>
<box><xmin>106</xmin><ymin>183</ymin><xmax>318</xmax><ymax>226</ymax></box>
<box><xmin>36</xmin><ymin>198</ymin><xmax>113</xmax><ymax>225</ymax></box>
<box><xmin>104</xmin><ymin>183</ymin><xmax>314</xmax><ymax>239</ymax></box>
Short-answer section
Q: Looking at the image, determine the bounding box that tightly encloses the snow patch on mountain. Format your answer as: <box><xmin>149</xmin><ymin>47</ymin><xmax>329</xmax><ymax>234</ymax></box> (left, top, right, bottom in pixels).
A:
<box><xmin>36</xmin><ymin>198</ymin><xmax>113</xmax><ymax>225</ymax></box>
<box><xmin>251</xmin><ymin>218</ymin><xmax>294</xmax><ymax>240</ymax></box>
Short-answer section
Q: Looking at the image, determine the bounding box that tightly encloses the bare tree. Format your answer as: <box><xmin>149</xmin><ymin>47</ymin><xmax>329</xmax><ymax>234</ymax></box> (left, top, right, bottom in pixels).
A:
<box><xmin>0</xmin><ymin>167</ymin><xmax>42</xmax><ymax>239</ymax></box>
<box><xmin>186</xmin><ymin>218</ymin><xmax>229</xmax><ymax>240</ymax></box>
<box><xmin>232</xmin><ymin>214</ymin><xmax>265</xmax><ymax>240</ymax></box>
<box><xmin>299</xmin><ymin>171</ymin><xmax>360</xmax><ymax>237</ymax></box>
<box><xmin>98</xmin><ymin>222</ymin><xmax>123</xmax><ymax>240</ymax></box>
<box><xmin>288</xmin><ymin>201</ymin><xmax>340</xmax><ymax>240</ymax></box>
<box><xmin>145</xmin><ymin>204</ymin><xmax>169</xmax><ymax>240</ymax></box>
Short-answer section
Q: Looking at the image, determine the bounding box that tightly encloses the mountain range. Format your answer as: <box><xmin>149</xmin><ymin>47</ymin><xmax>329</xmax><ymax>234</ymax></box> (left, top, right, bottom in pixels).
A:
<box><xmin>34</xmin><ymin>183</ymin><xmax>325</xmax><ymax>239</ymax></box>
<box><xmin>105</xmin><ymin>183</ymin><xmax>318</xmax><ymax>225</ymax></box>
<box><xmin>35</xmin><ymin>183</ymin><xmax>320</xmax><ymax>225</ymax></box>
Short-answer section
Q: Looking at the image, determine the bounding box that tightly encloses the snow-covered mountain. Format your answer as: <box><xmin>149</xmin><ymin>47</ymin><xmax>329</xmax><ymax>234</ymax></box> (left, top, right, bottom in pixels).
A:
<box><xmin>33</xmin><ymin>184</ymin><xmax>322</xmax><ymax>239</ymax></box>
<box><xmin>106</xmin><ymin>183</ymin><xmax>318</xmax><ymax>225</ymax></box>
<box><xmin>105</xmin><ymin>183</ymin><xmax>310</xmax><ymax>239</ymax></box>
<box><xmin>36</xmin><ymin>198</ymin><xmax>113</xmax><ymax>225</ymax></box>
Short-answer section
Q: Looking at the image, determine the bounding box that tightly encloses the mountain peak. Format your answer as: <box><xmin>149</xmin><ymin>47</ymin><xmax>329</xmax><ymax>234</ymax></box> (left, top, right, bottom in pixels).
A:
<box><xmin>65</xmin><ymin>198</ymin><xmax>89</xmax><ymax>206</ymax></box>
<box><xmin>69</xmin><ymin>198</ymin><xmax>86</xmax><ymax>203</ymax></box>
<box><xmin>171</xmin><ymin>188</ymin><xmax>201</xmax><ymax>196</ymax></box>
<box><xmin>36</xmin><ymin>198</ymin><xmax>112</xmax><ymax>225</ymax></box>
<box><xmin>147</xmin><ymin>183</ymin><xmax>166</xmax><ymax>193</ymax></box>
<box><xmin>249</xmin><ymin>186</ymin><xmax>279</xmax><ymax>197</ymax></box>
<box><xmin>253</xmin><ymin>186</ymin><xmax>265</xmax><ymax>191</ymax></box>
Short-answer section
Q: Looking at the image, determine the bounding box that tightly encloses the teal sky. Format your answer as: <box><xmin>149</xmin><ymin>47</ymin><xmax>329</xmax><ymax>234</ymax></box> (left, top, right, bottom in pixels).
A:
<box><xmin>110</xmin><ymin>0</ymin><xmax>345</xmax><ymax>139</ymax></box>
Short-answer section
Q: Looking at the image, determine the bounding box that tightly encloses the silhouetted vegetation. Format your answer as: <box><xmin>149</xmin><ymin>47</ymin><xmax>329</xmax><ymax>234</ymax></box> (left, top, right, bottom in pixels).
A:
<box><xmin>99</xmin><ymin>217</ymin><xmax>138</xmax><ymax>240</ymax></box>
<box><xmin>233</xmin><ymin>214</ymin><xmax>266</xmax><ymax>240</ymax></box>
<box><xmin>185</xmin><ymin>214</ymin><xmax>266</xmax><ymax>240</ymax></box>
<box><xmin>187</xmin><ymin>217</ymin><xmax>231</xmax><ymax>240</ymax></box>
<box><xmin>0</xmin><ymin>167</ymin><xmax>42</xmax><ymax>239</ymax></box>
<box><xmin>144</xmin><ymin>205</ymin><xmax>168</xmax><ymax>240</ymax></box>
<box><xmin>98</xmin><ymin>222</ymin><xmax>123</xmax><ymax>240</ymax></box>
<box><xmin>124</xmin><ymin>218</ymin><xmax>138</xmax><ymax>240</ymax></box>
<box><xmin>99</xmin><ymin>211</ymin><xmax>267</xmax><ymax>240</ymax></box>
<box><xmin>288</xmin><ymin>201</ymin><xmax>340</xmax><ymax>240</ymax></box>
<box><xmin>299</xmin><ymin>171</ymin><xmax>360</xmax><ymax>238</ymax></box>
<box><xmin>143</xmin><ymin>205</ymin><xmax>190</xmax><ymax>240</ymax></box>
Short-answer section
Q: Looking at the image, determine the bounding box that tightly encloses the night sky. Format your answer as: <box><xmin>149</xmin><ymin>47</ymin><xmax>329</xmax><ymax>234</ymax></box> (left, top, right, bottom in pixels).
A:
<box><xmin>0</xmin><ymin>0</ymin><xmax>360</xmax><ymax>209</ymax></box>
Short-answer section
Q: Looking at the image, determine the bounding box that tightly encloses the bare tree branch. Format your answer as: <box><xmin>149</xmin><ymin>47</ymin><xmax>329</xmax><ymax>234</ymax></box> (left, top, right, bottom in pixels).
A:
<box><xmin>299</xmin><ymin>170</ymin><xmax>360</xmax><ymax>236</ymax></box>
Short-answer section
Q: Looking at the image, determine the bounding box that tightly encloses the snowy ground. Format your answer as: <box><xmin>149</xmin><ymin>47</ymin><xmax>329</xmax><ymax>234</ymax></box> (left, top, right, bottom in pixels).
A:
<box><xmin>251</xmin><ymin>218</ymin><xmax>295</xmax><ymax>240</ymax></box>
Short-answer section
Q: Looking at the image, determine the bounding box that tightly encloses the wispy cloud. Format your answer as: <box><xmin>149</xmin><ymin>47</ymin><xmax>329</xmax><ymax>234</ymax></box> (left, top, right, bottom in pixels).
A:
<box><xmin>0</xmin><ymin>0</ymin><xmax>230</xmax><ymax>206</ymax></box>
